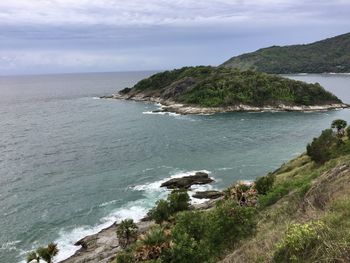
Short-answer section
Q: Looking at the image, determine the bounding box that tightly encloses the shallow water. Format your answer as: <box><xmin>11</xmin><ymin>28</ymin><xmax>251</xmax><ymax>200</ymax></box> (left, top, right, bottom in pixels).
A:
<box><xmin>0</xmin><ymin>72</ymin><xmax>349</xmax><ymax>262</ymax></box>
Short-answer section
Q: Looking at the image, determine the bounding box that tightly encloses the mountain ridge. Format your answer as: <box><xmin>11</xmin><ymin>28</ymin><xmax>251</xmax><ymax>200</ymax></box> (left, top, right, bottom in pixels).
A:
<box><xmin>221</xmin><ymin>32</ymin><xmax>350</xmax><ymax>73</ymax></box>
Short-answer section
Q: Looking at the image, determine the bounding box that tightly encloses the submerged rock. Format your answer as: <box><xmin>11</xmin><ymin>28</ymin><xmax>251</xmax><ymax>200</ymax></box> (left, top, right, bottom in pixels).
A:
<box><xmin>160</xmin><ymin>172</ymin><xmax>214</xmax><ymax>189</ymax></box>
<box><xmin>193</xmin><ymin>190</ymin><xmax>223</xmax><ymax>199</ymax></box>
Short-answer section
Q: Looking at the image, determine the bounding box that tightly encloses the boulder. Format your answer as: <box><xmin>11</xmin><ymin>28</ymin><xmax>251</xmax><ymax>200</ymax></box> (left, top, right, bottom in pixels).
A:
<box><xmin>192</xmin><ymin>190</ymin><xmax>223</xmax><ymax>199</ymax></box>
<box><xmin>160</xmin><ymin>172</ymin><xmax>214</xmax><ymax>189</ymax></box>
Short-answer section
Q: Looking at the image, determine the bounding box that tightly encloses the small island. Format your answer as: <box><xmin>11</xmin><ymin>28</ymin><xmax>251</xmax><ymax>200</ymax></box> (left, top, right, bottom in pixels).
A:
<box><xmin>104</xmin><ymin>66</ymin><xmax>348</xmax><ymax>114</ymax></box>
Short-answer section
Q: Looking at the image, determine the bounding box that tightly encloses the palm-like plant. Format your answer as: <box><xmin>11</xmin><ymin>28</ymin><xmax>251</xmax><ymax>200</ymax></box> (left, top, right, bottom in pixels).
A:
<box><xmin>331</xmin><ymin>119</ymin><xmax>347</xmax><ymax>136</ymax></box>
<box><xmin>116</xmin><ymin>219</ymin><xmax>138</xmax><ymax>248</ymax></box>
<box><xmin>36</xmin><ymin>243</ymin><xmax>59</xmax><ymax>263</ymax></box>
<box><xmin>26</xmin><ymin>243</ymin><xmax>58</xmax><ymax>263</ymax></box>
<box><xmin>26</xmin><ymin>251</ymin><xmax>40</xmax><ymax>263</ymax></box>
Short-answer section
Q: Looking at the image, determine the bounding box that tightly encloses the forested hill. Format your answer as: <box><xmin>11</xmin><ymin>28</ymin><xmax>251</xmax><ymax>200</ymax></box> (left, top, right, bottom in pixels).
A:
<box><xmin>119</xmin><ymin>66</ymin><xmax>342</xmax><ymax>107</ymax></box>
<box><xmin>221</xmin><ymin>32</ymin><xmax>350</xmax><ymax>73</ymax></box>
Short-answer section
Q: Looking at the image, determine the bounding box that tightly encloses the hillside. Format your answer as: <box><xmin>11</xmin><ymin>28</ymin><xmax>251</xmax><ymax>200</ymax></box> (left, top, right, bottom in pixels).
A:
<box><xmin>221</xmin><ymin>124</ymin><xmax>350</xmax><ymax>262</ymax></box>
<box><xmin>222</xmin><ymin>32</ymin><xmax>350</xmax><ymax>73</ymax></box>
<box><xmin>109</xmin><ymin>120</ymin><xmax>350</xmax><ymax>263</ymax></box>
<box><xmin>109</xmin><ymin>66</ymin><xmax>346</xmax><ymax>114</ymax></box>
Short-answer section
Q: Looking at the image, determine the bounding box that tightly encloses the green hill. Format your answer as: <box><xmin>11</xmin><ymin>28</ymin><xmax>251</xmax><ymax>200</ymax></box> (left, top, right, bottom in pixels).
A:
<box><xmin>222</xmin><ymin>32</ymin><xmax>350</xmax><ymax>73</ymax></box>
<box><xmin>119</xmin><ymin>66</ymin><xmax>342</xmax><ymax>108</ymax></box>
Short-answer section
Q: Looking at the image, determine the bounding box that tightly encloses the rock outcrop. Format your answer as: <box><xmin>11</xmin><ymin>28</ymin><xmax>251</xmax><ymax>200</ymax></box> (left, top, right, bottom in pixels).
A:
<box><xmin>60</xmin><ymin>221</ymin><xmax>155</xmax><ymax>263</ymax></box>
<box><xmin>192</xmin><ymin>190</ymin><xmax>224</xmax><ymax>199</ymax></box>
<box><xmin>160</xmin><ymin>172</ymin><xmax>214</xmax><ymax>189</ymax></box>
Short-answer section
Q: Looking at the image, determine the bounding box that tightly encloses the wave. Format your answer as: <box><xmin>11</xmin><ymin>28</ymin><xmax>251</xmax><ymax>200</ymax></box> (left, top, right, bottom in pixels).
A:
<box><xmin>1</xmin><ymin>240</ymin><xmax>21</xmax><ymax>252</ymax></box>
<box><xmin>142</xmin><ymin>111</ymin><xmax>180</xmax><ymax>117</ymax></box>
<box><xmin>132</xmin><ymin>169</ymin><xmax>215</xmax><ymax>205</ymax></box>
<box><xmin>50</xmin><ymin>202</ymin><xmax>149</xmax><ymax>262</ymax></box>
<box><xmin>36</xmin><ymin>170</ymin><xmax>214</xmax><ymax>262</ymax></box>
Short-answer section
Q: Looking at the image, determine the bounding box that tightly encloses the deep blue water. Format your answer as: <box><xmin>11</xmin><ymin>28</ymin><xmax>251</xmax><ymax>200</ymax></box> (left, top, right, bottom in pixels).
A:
<box><xmin>0</xmin><ymin>72</ymin><xmax>349</xmax><ymax>263</ymax></box>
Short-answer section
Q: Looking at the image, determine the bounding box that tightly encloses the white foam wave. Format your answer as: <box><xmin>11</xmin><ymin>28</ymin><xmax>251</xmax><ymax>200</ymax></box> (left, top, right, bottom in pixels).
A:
<box><xmin>92</xmin><ymin>97</ymin><xmax>100</xmax><ymax>100</ymax></box>
<box><xmin>142</xmin><ymin>111</ymin><xmax>180</xmax><ymax>117</ymax></box>
<box><xmin>98</xmin><ymin>199</ymin><xmax>120</xmax><ymax>208</ymax></box>
<box><xmin>132</xmin><ymin>170</ymin><xmax>215</xmax><ymax>205</ymax></box>
<box><xmin>1</xmin><ymin>240</ymin><xmax>21</xmax><ymax>251</ymax></box>
<box><xmin>34</xmin><ymin>170</ymin><xmax>214</xmax><ymax>262</ymax></box>
<box><xmin>52</xmin><ymin>202</ymin><xmax>148</xmax><ymax>262</ymax></box>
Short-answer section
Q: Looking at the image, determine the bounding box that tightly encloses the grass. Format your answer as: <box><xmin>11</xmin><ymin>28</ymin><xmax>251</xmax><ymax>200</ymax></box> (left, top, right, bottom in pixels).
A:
<box><xmin>221</xmin><ymin>131</ymin><xmax>350</xmax><ymax>263</ymax></box>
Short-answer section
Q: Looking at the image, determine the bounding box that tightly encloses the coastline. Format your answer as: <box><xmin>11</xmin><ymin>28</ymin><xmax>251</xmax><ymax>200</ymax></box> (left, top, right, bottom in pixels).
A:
<box><xmin>102</xmin><ymin>93</ymin><xmax>350</xmax><ymax>115</ymax></box>
<box><xmin>58</xmin><ymin>198</ymin><xmax>220</xmax><ymax>263</ymax></box>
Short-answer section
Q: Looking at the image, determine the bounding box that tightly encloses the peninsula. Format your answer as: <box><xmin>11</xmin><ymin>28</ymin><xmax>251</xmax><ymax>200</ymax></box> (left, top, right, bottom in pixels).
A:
<box><xmin>103</xmin><ymin>66</ymin><xmax>348</xmax><ymax>114</ymax></box>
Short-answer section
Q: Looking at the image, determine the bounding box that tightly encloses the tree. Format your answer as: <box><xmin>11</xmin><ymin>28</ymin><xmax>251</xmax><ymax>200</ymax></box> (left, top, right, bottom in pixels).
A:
<box><xmin>168</xmin><ymin>190</ymin><xmax>190</xmax><ymax>214</ymax></box>
<box><xmin>331</xmin><ymin>119</ymin><xmax>347</xmax><ymax>136</ymax></box>
<box><xmin>307</xmin><ymin>129</ymin><xmax>337</xmax><ymax>164</ymax></box>
<box><xmin>116</xmin><ymin>219</ymin><xmax>138</xmax><ymax>248</ymax></box>
<box><xmin>254</xmin><ymin>173</ymin><xmax>275</xmax><ymax>195</ymax></box>
<box><xmin>147</xmin><ymin>199</ymin><xmax>171</xmax><ymax>224</ymax></box>
<box><xmin>35</xmin><ymin>243</ymin><xmax>58</xmax><ymax>263</ymax></box>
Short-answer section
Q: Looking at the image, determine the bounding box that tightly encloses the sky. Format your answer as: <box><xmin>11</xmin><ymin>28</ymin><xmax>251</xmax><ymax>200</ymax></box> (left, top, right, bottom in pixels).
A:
<box><xmin>0</xmin><ymin>0</ymin><xmax>350</xmax><ymax>75</ymax></box>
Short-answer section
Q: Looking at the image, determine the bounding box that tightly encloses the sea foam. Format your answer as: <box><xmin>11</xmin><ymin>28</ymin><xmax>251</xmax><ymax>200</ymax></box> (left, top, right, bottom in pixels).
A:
<box><xmin>42</xmin><ymin>170</ymin><xmax>214</xmax><ymax>262</ymax></box>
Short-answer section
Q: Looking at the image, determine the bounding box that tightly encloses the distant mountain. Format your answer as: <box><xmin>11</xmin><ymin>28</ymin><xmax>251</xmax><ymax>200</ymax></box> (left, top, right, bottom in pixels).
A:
<box><xmin>221</xmin><ymin>32</ymin><xmax>350</xmax><ymax>73</ymax></box>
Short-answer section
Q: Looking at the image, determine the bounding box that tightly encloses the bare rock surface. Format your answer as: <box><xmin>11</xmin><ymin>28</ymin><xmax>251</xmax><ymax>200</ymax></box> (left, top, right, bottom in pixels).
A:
<box><xmin>160</xmin><ymin>171</ymin><xmax>214</xmax><ymax>189</ymax></box>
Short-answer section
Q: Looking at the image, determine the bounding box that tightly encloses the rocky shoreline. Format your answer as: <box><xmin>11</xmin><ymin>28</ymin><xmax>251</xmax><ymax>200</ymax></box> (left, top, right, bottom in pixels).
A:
<box><xmin>101</xmin><ymin>93</ymin><xmax>350</xmax><ymax>115</ymax></box>
<box><xmin>58</xmin><ymin>172</ymin><xmax>222</xmax><ymax>263</ymax></box>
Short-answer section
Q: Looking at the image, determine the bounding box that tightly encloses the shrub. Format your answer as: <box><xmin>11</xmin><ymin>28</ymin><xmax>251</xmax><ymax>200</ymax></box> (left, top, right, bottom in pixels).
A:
<box><xmin>205</xmin><ymin>200</ymin><xmax>256</xmax><ymax>253</ymax></box>
<box><xmin>33</xmin><ymin>243</ymin><xmax>58</xmax><ymax>263</ymax></box>
<box><xmin>148</xmin><ymin>190</ymin><xmax>190</xmax><ymax>224</ymax></box>
<box><xmin>148</xmin><ymin>199</ymin><xmax>171</xmax><ymax>224</ymax></box>
<box><xmin>116</xmin><ymin>219</ymin><xmax>138</xmax><ymax>248</ymax></box>
<box><xmin>26</xmin><ymin>251</ymin><xmax>39</xmax><ymax>263</ymax></box>
<box><xmin>306</xmin><ymin>129</ymin><xmax>337</xmax><ymax>164</ymax></box>
<box><xmin>115</xmin><ymin>251</ymin><xmax>135</xmax><ymax>263</ymax></box>
<box><xmin>141</xmin><ymin>226</ymin><xmax>168</xmax><ymax>247</ymax></box>
<box><xmin>273</xmin><ymin>221</ymin><xmax>326</xmax><ymax>262</ymax></box>
<box><xmin>346</xmin><ymin>126</ymin><xmax>350</xmax><ymax>137</ymax></box>
<box><xmin>258</xmin><ymin>184</ymin><xmax>290</xmax><ymax>207</ymax></box>
<box><xmin>173</xmin><ymin>211</ymin><xmax>207</xmax><ymax>241</ymax></box>
<box><xmin>224</xmin><ymin>183</ymin><xmax>258</xmax><ymax>207</ymax></box>
<box><xmin>135</xmin><ymin>226</ymin><xmax>170</xmax><ymax>262</ymax></box>
<box><xmin>254</xmin><ymin>173</ymin><xmax>275</xmax><ymax>195</ymax></box>
<box><xmin>168</xmin><ymin>189</ymin><xmax>190</xmax><ymax>213</ymax></box>
<box><xmin>169</xmin><ymin>231</ymin><xmax>209</xmax><ymax>263</ymax></box>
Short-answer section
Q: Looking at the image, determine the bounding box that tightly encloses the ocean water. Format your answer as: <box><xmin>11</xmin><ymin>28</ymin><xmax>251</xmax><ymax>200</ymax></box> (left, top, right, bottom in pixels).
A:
<box><xmin>0</xmin><ymin>72</ymin><xmax>349</xmax><ymax>263</ymax></box>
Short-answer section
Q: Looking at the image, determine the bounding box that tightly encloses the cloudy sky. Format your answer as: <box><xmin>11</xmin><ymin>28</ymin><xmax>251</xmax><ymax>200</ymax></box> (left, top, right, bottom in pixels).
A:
<box><xmin>0</xmin><ymin>0</ymin><xmax>349</xmax><ymax>75</ymax></box>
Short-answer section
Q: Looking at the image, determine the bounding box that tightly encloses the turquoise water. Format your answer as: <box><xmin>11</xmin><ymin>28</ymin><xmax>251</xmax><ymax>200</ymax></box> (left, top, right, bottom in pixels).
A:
<box><xmin>0</xmin><ymin>72</ymin><xmax>349</xmax><ymax>262</ymax></box>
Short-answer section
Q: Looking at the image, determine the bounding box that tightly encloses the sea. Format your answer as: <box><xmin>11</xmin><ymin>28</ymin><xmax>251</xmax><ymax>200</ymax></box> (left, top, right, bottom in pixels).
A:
<box><xmin>0</xmin><ymin>72</ymin><xmax>349</xmax><ymax>263</ymax></box>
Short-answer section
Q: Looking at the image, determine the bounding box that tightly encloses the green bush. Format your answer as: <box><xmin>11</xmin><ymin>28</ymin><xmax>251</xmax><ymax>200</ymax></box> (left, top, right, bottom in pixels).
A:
<box><xmin>169</xmin><ymin>200</ymin><xmax>257</xmax><ymax>262</ymax></box>
<box><xmin>254</xmin><ymin>173</ymin><xmax>275</xmax><ymax>195</ymax></box>
<box><xmin>306</xmin><ymin>129</ymin><xmax>338</xmax><ymax>164</ymax></box>
<box><xmin>116</xmin><ymin>219</ymin><xmax>138</xmax><ymax>248</ymax></box>
<box><xmin>141</xmin><ymin>226</ymin><xmax>168</xmax><ymax>247</ymax></box>
<box><xmin>168</xmin><ymin>190</ymin><xmax>190</xmax><ymax>213</ymax></box>
<box><xmin>273</xmin><ymin>221</ymin><xmax>325</xmax><ymax>262</ymax></box>
<box><xmin>206</xmin><ymin>200</ymin><xmax>256</xmax><ymax>252</ymax></box>
<box><xmin>27</xmin><ymin>243</ymin><xmax>58</xmax><ymax>263</ymax></box>
<box><xmin>148</xmin><ymin>199</ymin><xmax>171</xmax><ymax>224</ymax></box>
<box><xmin>259</xmin><ymin>184</ymin><xmax>290</xmax><ymax>207</ymax></box>
<box><xmin>148</xmin><ymin>190</ymin><xmax>190</xmax><ymax>224</ymax></box>
<box><xmin>115</xmin><ymin>251</ymin><xmax>135</xmax><ymax>263</ymax></box>
<box><xmin>346</xmin><ymin>126</ymin><xmax>350</xmax><ymax>137</ymax></box>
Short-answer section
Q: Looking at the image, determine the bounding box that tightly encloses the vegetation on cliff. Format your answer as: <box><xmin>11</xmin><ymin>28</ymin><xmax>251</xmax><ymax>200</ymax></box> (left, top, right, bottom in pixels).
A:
<box><xmin>113</xmin><ymin>119</ymin><xmax>350</xmax><ymax>263</ymax></box>
<box><xmin>221</xmin><ymin>32</ymin><xmax>350</xmax><ymax>73</ymax></box>
<box><xmin>121</xmin><ymin>66</ymin><xmax>342</xmax><ymax>107</ymax></box>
